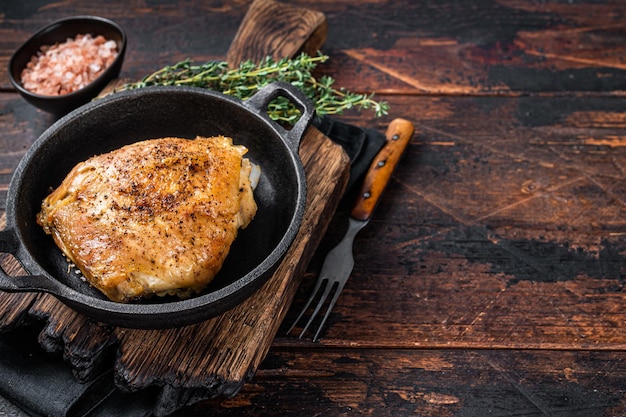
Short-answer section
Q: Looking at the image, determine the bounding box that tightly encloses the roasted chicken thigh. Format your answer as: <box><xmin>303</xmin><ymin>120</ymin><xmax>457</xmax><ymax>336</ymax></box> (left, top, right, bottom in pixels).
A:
<box><xmin>37</xmin><ymin>136</ymin><xmax>258</xmax><ymax>302</ymax></box>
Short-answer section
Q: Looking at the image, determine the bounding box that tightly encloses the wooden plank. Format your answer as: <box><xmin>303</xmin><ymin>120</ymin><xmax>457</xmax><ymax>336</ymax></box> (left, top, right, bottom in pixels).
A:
<box><xmin>175</xmin><ymin>348</ymin><xmax>626</xmax><ymax>416</ymax></box>
<box><xmin>316</xmin><ymin>0</ymin><xmax>626</xmax><ymax>94</ymax></box>
<box><xmin>2</xmin><ymin>1</ymin><xmax>626</xmax><ymax>95</ymax></box>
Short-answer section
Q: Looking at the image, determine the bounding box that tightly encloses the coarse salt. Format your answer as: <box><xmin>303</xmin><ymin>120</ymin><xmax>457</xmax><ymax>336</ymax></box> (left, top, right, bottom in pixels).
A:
<box><xmin>20</xmin><ymin>33</ymin><xmax>118</xmax><ymax>96</ymax></box>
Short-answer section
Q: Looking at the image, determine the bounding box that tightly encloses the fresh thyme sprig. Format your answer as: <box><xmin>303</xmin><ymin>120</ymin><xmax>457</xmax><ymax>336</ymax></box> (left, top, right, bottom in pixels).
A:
<box><xmin>113</xmin><ymin>52</ymin><xmax>389</xmax><ymax>123</ymax></box>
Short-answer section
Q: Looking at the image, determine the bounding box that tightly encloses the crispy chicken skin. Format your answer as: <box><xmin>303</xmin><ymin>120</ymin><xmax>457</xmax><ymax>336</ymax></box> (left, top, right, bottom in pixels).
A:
<box><xmin>36</xmin><ymin>136</ymin><xmax>257</xmax><ymax>302</ymax></box>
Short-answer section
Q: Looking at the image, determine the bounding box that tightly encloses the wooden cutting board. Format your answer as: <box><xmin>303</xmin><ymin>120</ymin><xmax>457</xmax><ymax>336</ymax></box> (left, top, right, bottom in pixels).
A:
<box><xmin>0</xmin><ymin>0</ymin><xmax>350</xmax><ymax>413</ymax></box>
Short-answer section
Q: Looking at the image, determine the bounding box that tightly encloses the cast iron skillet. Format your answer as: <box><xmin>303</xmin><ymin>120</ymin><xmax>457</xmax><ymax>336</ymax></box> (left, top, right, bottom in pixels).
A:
<box><xmin>0</xmin><ymin>82</ymin><xmax>314</xmax><ymax>329</ymax></box>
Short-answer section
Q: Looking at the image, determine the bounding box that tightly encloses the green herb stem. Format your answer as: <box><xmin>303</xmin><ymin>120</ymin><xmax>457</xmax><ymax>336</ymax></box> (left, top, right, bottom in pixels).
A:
<box><xmin>113</xmin><ymin>53</ymin><xmax>389</xmax><ymax>123</ymax></box>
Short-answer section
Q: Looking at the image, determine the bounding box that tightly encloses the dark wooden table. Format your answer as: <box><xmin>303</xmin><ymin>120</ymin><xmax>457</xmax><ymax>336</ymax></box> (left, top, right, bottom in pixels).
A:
<box><xmin>2</xmin><ymin>1</ymin><xmax>626</xmax><ymax>416</ymax></box>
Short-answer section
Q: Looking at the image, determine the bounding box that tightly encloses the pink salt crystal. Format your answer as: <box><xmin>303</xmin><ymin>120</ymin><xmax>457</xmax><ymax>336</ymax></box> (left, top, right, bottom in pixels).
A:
<box><xmin>20</xmin><ymin>33</ymin><xmax>119</xmax><ymax>96</ymax></box>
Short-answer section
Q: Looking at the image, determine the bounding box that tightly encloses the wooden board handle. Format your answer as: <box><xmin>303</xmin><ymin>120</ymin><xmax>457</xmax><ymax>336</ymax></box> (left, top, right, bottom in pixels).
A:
<box><xmin>350</xmin><ymin>118</ymin><xmax>414</xmax><ymax>222</ymax></box>
<box><xmin>226</xmin><ymin>0</ymin><xmax>327</xmax><ymax>65</ymax></box>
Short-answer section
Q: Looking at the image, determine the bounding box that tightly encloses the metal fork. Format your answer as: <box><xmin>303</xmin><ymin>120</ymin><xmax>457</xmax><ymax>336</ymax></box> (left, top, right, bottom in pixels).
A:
<box><xmin>288</xmin><ymin>118</ymin><xmax>414</xmax><ymax>341</ymax></box>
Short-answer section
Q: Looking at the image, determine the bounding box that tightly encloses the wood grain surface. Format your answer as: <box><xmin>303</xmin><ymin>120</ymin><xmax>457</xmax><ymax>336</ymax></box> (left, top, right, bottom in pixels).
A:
<box><xmin>1</xmin><ymin>0</ymin><xmax>626</xmax><ymax>416</ymax></box>
<box><xmin>226</xmin><ymin>0</ymin><xmax>327</xmax><ymax>65</ymax></box>
<box><xmin>0</xmin><ymin>1</ymin><xmax>351</xmax><ymax>414</ymax></box>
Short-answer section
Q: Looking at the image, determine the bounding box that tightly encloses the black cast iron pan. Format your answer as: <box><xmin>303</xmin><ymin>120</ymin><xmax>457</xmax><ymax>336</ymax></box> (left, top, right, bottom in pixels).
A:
<box><xmin>0</xmin><ymin>82</ymin><xmax>313</xmax><ymax>329</ymax></box>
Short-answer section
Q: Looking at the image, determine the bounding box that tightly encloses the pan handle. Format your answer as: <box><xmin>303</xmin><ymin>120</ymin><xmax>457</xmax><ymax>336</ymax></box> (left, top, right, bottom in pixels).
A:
<box><xmin>244</xmin><ymin>81</ymin><xmax>316</xmax><ymax>153</ymax></box>
<box><xmin>0</xmin><ymin>228</ymin><xmax>63</xmax><ymax>294</ymax></box>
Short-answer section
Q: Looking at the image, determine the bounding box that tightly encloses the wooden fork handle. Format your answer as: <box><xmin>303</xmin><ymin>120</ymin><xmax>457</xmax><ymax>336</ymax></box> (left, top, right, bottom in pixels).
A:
<box><xmin>350</xmin><ymin>118</ymin><xmax>414</xmax><ymax>222</ymax></box>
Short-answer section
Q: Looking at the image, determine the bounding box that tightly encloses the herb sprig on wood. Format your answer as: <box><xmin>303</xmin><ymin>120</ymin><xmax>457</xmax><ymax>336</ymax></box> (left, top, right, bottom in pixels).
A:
<box><xmin>114</xmin><ymin>53</ymin><xmax>389</xmax><ymax>124</ymax></box>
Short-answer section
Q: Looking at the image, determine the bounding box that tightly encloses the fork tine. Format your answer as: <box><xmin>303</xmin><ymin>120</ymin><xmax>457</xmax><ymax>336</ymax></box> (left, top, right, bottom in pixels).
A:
<box><xmin>288</xmin><ymin>226</ymin><xmax>360</xmax><ymax>340</ymax></box>
<box><xmin>298</xmin><ymin>278</ymin><xmax>335</xmax><ymax>338</ymax></box>
<box><xmin>312</xmin><ymin>279</ymin><xmax>347</xmax><ymax>342</ymax></box>
<box><xmin>286</xmin><ymin>275</ymin><xmax>327</xmax><ymax>334</ymax></box>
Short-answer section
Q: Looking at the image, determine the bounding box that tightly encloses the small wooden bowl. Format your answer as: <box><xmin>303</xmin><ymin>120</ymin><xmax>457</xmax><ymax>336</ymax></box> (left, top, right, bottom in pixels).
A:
<box><xmin>8</xmin><ymin>16</ymin><xmax>126</xmax><ymax>117</ymax></box>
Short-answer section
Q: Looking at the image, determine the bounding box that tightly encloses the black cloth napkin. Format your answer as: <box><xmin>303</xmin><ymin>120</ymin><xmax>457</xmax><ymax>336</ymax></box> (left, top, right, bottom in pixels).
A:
<box><xmin>0</xmin><ymin>116</ymin><xmax>386</xmax><ymax>417</ymax></box>
<box><xmin>312</xmin><ymin>115</ymin><xmax>386</xmax><ymax>196</ymax></box>
<box><xmin>0</xmin><ymin>325</ymin><xmax>158</xmax><ymax>417</ymax></box>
